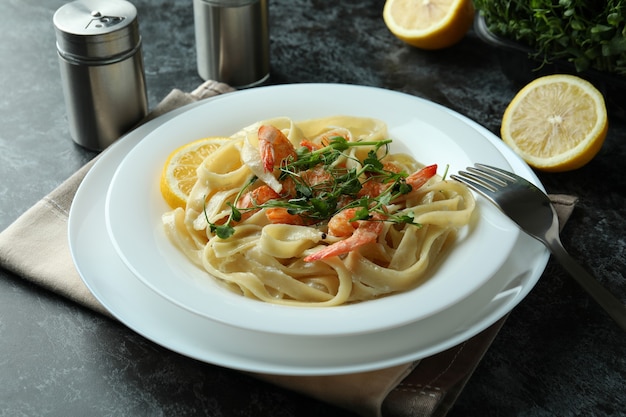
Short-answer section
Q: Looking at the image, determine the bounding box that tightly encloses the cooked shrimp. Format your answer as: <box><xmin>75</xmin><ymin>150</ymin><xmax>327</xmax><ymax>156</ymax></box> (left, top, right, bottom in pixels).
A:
<box><xmin>258</xmin><ymin>125</ymin><xmax>298</xmax><ymax>173</ymax></box>
<box><xmin>237</xmin><ymin>185</ymin><xmax>280</xmax><ymax>210</ymax></box>
<box><xmin>326</xmin><ymin>207</ymin><xmax>366</xmax><ymax>237</ymax></box>
<box><xmin>357</xmin><ymin>179</ymin><xmax>386</xmax><ymax>198</ymax></box>
<box><xmin>235</xmin><ymin>185</ymin><xmax>280</xmax><ymax>223</ymax></box>
<box><xmin>382</xmin><ymin>161</ymin><xmax>403</xmax><ymax>174</ymax></box>
<box><xmin>317</xmin><ymin>128</ymin><xmax>351</xmax><ymax>147</ymax></box>
<box><xmin>300</xmin><ymin>139</ymin><xmax>322</xmax><ymax>152</ymax></box>
<box><xmin>406</xmin><ymin>164</ymin><xmax>437</xmax><ymax>190</ymax></box>
<box><xmin>303</xmin><ymin>208</ymin><xmax>385</xmax><ymax>262</ymax></box>
<box><xmin>281</xmin><ymin>165</ymin><xmax>333</xmax><ymax>198</ymax></box>
<box><xmin>237</xmin><ymin>185</ymin><xmax>305</xmax><ymax>225</ymax></box>
<box><xmin>266</xmin><ymin>208</ymin><xmax>304</xmax><ymax>225</ymax></box>
<box><xmin>358</xmin><ymin>163</ymin><xmax>437</xmax><ymax>198</ymax></box>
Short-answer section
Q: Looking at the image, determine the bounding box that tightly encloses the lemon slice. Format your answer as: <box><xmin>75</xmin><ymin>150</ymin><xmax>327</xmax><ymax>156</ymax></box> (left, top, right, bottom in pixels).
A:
<box><xmin>160</xmin><ymin>137</ymin><xmax>231</xmax><ymax>209</ymax></box>
<box><xmin>501</xmin><ymin>74</ymin><xmax>608</xmax><ymax>172</ymax></box>
<box><xmin>383</xmin><ymin>0</ymin><xmax>474</xmax><ymax>50</ymax></box>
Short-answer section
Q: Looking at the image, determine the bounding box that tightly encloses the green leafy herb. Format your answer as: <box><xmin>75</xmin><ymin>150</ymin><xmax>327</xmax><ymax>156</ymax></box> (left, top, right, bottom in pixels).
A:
<box><xmin>205</xmin><ymin>137</ymin><xmax>426</xmax><ymax>239</ymax></box>
<box><xmin>211</xmin><ymin>223</ymin><xmax>236</xmax><ymax>239</ymax></box>
<box><xmin>475</xmin><ymin>0</ymin><xmax>626</xmax><ymax>75</ymax></box>
<box><xmin>203</xmin><ymin>176</ymin><xmax>258</xmax><ymax>239</ymax></box>
<box><xmin>441</xmin><ymin>164</ymin><xmax>450</xmax><ymax>180</ymax></box>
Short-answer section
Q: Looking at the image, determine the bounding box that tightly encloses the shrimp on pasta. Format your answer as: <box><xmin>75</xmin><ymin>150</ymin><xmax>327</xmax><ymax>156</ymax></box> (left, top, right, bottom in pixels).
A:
<box><xmin>161</xmin><ymin>116</ymin><xmax>475</xmax><ymax>307</ymax></box>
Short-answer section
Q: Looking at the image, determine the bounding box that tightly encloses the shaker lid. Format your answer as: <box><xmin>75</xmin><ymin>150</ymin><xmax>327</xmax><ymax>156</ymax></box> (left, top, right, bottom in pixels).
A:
<box><xmin>53</xmin><ymin>0</ymin><xmax>140</xmax><ymax>60</ymax></box>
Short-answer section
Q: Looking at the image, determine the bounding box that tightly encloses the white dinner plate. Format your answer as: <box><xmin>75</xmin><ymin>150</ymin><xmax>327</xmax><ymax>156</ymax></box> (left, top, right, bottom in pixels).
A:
<box><xmin>104</xmin><ymin>84</ymin><xmax>520</xmax><ymax>336</ymax></box>
<box><xmin>69</xmin><ymin>86</ymin><xmax>548</xmax><ymax>375</ymax></box>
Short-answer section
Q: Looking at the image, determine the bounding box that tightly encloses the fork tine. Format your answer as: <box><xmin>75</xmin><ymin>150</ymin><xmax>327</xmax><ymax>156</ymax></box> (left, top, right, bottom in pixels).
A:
<box><xmin>450</xmin><ymin>171</ymin><xmax>499</xmax><ymax>195</ymax></box>
<box><xmin>474</xmin><ymin>163</ymin><xmax>518</xmax><ymax>183</ymax></box>
<box><xmin>451</xmin><ymin>164</ymin><xmax>521</xmax><ymax>193</ymax></box>
<box><xmin>465</xmin><ymin>168</ymin><xmax>508</xmax><ymax>188</ymax></box>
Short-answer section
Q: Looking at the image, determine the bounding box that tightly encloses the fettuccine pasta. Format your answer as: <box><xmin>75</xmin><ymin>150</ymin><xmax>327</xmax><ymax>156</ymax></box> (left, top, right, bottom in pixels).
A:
<box><xmin>162</xmin><ymin>116</ymin><xmax>475</xmax><ymax>306</ymax></box>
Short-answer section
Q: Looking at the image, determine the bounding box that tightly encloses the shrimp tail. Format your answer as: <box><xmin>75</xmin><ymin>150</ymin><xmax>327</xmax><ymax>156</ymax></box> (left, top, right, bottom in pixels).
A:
<box><xmin>407</xmin><ymin>164</ymin><xmax>437</xmax><ymax>190</ymax></box>
<box><xmin>303</xmin><ymin>222</ymin><xmax>382</xmax><ymax>262</ymax></box>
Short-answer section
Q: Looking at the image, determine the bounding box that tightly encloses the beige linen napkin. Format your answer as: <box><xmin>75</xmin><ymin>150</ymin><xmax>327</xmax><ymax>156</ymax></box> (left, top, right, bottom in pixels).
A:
<box><xmin>0</xmin><ymin>80</ymin><xmax>578</xmax><ymax>417</ymax></box>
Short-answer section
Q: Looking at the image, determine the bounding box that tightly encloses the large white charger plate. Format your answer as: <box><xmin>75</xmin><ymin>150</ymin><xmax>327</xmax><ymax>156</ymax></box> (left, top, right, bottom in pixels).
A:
<box><xmin>104</xmin><ymin>84</ymin><xmax>520</xmax><ymax>337</ymax></box>
<box><xmin>69</xmin><ymin>86</ymin><xmax>548</xmax><ymax>375</ymax></box>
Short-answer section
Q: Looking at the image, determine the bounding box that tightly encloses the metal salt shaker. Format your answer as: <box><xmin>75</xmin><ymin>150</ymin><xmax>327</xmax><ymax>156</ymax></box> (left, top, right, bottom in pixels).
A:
<box><xmin>54</xmin><ymin>0</ymin><xmax>148</xmax><ymax>151</ymax></box>
<box><xmin>193</xmin><ymin>0</ymin><xmax>270</xmax><ymax>88</ymax></box>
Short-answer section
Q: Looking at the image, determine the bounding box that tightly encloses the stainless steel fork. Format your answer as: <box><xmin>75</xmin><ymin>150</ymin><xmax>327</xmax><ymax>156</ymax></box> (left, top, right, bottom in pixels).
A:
<box><xmin>451</xmin><ymin>163</ymin><xmax>626</xmax><ymax>331</ymax></box>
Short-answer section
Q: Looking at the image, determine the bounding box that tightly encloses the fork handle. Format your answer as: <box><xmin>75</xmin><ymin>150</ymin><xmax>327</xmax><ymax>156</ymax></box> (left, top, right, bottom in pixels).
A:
<box><xmin>549</xmin><ymin>241</ymin><xmax>626</xmax><ymax>332</ymax></box>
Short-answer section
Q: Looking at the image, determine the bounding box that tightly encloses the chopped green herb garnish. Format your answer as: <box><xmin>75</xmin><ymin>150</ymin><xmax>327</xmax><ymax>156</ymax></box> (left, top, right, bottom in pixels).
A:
<box><xmin>204</xmin><ymin>137</ymin><xmax>429</xmax><ymax>238</ymax></box>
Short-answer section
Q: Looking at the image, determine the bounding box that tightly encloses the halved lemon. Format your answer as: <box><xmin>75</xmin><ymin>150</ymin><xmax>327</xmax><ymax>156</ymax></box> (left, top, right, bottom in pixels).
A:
<box><xmin>382</xmin><ymin>0</ymin><xmax>475</xmax><ymax>50</ymax></box>
<box><xmin>501</xmin><ymin>74</ymin><xmax>608</xmax><ymax>172</ymax></box>
<box><xmin>160</xmin><ymin>137</ymin><xmax>231</xmax><ymax>209</ymax></box>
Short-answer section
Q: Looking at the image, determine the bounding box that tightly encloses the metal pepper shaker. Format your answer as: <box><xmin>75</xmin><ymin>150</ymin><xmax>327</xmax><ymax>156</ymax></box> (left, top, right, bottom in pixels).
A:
<box><xmin>193</xmin><ymin>0</ymin><xmax>270</xmax><ymax>88</ymax></box>
<box><xmin>54</xmin><ymin>0</ymin><xmax>148</xmax><ymax>151</ymax></box>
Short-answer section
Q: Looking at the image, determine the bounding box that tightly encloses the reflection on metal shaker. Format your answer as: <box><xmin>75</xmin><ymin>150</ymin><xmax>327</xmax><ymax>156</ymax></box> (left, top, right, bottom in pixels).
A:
<box><xmin>193</xmin><ymin>0</ymin><xmax>270</xmax><ymax>88</ymax></box>
<box><xmin>53</xmin><ymin>0</ymin><xmax>148</xmax><ymax>151</ymax></box>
